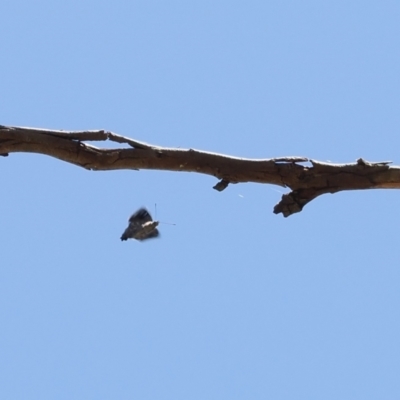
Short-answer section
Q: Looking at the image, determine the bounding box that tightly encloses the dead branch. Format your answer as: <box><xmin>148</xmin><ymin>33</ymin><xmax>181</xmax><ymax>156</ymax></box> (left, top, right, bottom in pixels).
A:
<box><xmin>1</xmin><ymin>124</ymin><xmax>399</xmax><ymax>217</ymax></box>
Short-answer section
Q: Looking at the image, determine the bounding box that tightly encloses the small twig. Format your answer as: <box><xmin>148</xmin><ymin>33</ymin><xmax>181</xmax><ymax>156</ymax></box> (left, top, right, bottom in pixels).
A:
<box><xmin>106</xmin><ymin>131</ymin><xmax>155</xmax><ymax>150</ymax></box>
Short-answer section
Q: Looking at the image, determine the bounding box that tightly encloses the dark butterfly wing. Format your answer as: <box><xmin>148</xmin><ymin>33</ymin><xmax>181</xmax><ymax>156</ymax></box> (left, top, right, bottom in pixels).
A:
<box><xmin>142</xmin><ymin>228</ymin><xmax>160</xmax><ymax>240</ymax></box>
<box><xmin>129</xmin><ymin>208</ymin><xmax>153</xmax><ymax>224</ymax></box>
<box><xmin>120</xmin><ymin>223</ymin><xmax>141</xmax><ymax>241</ymax></box>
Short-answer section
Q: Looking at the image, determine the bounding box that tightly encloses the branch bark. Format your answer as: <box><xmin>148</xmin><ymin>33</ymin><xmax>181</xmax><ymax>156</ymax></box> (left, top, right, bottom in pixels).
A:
<box><xmin>1</xmin><ymin>125</ymin><xmax>399</xmax><ymax>217</ymax></box>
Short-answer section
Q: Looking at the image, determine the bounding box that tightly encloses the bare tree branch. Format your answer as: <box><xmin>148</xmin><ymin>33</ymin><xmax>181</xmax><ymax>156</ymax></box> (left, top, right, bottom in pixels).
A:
<box><xmin>1</xmin><ymin>125</ymin><xmax>400</xmax><ymax>217</ymax></box>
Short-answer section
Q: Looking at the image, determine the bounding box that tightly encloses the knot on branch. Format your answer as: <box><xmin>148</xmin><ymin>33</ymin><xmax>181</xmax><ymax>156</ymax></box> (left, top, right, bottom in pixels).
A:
<box><xmin>213</xmin><ymin>179</ymin><xmax>230</xmax><ymax>191</ymax></box>
<box><xmin>274</xmin><ymin>188</ymin><xmax>334</xmax><ymax>217</ymax></box>
<box><xmin>274</xmin><ymin>191</ymin><xmax>305</xmax><ymax>217</ymax></box>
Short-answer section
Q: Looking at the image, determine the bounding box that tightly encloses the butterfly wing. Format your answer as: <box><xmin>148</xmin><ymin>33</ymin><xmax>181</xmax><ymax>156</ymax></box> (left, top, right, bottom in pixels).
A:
<box><xmin>142</xmin><ymin>227</ymin><xmax>160</xmax><ymax>240</ymax></box>
<box><xmin>129</xmin><ymin>208</ymin><xmax>153</xmax><ymax>224</ymax></box>
<box><xmin>120</xmin><ymin>222</ymin><xmax>141</xmax><ymax>241</ymax></box>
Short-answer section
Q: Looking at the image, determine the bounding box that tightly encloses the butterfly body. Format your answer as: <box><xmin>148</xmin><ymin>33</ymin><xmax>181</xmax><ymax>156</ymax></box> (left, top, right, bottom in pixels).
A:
<box><xmin>120</xmin><ymin>208</ymin><xmax>160</xmax><ymax>241</ymax></box>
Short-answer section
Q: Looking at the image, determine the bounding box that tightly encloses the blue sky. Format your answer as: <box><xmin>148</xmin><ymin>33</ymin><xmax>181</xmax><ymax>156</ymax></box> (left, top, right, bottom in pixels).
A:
<box><xmin>1</xmin><ymin>1</ymin><xmax>400</xmax><ymax>399</ymax></box>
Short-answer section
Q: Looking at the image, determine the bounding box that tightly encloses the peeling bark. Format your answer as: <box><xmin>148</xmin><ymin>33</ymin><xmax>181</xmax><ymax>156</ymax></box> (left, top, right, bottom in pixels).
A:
<box><xmin>1</xmin><ymin>125</ymin><xmax>399</xmax><ymax>217</ymax></box>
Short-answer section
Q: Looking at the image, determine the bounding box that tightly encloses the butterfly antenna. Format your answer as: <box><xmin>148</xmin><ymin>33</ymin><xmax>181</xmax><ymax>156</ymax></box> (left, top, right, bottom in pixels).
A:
<box><xmin>160</xmin><ymin>221</ymin><xmax>176</xmax><ymax>226</ymax></box>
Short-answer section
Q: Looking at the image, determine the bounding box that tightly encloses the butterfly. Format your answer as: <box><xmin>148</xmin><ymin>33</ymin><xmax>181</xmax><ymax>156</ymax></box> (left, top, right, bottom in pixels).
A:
<box><xmin>120</xmin><ymin>208</ymin><xmax>160</xmax><ymax>241</ymax></box>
